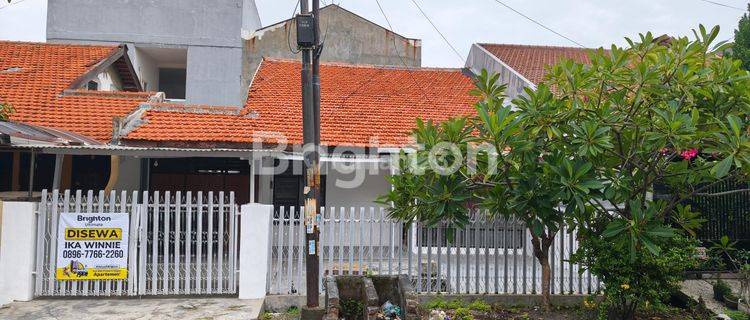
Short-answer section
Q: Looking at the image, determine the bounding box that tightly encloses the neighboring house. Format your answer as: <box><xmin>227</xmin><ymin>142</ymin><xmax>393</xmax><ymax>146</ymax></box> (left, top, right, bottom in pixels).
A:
<box><xmin>1</xmin><ymin>1</ymin><xmax>477</xmax><ymax>209</ymax></box>
<box><xmin>115</xmin><ymin>59</ymin><xmax>477</xmax><ymax>208</ymax></box>
<box><xmin>465</xmin><ymin>43</ymin><xmax>597</xmax><ymax>99</ymax></box>
<box><xmin>0</xmin><ymin>41</ymin><xmax>155</xmax><ymax>197</ymax></box>
<box><xmin>46</xmin><ymin>0</ymin><xmax>262</xmax><ymax>106</ymax></box>
<box><xmin>241</xmin><ymin>4</ymin><xmax>421</xmax><ymax>100</ymax></box>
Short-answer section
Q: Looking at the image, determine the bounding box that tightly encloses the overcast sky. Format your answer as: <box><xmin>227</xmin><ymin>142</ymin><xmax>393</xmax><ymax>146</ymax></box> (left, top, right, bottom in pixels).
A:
<box><xmin>0</xmin><ymin>0</ymin><xmax>746</xmax><ymax>67</ymax></box>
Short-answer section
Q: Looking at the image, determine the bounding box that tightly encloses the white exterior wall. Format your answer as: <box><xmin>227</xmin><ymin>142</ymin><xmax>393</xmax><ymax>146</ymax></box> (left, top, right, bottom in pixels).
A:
<box><xmin>0</xmin><ymin>202</ymin><xmax>37</xmax><ymax>305</ymax></box>
<box><xmin>324</xmin><ymin>162</ymin><xmax>390</xmax><ymax>208</ymax></box>
<box><xmin>112</xmin><ymin>156</ymin><xmax>142</xmax><ymax>192</ymax></box>
<box><xmin>465</xmin><ymin>43</ymin><xmax>535</xmax><ymax>101</ymax></box>
<box><xmin>132</xmin><ymin>46</ymin><xmax>159</xmax><ymax>92</ymax></box>
<box><xmin>93</xmin><ymin>66</ymin><xmax>124</xmax><ymax>91</ymax></box>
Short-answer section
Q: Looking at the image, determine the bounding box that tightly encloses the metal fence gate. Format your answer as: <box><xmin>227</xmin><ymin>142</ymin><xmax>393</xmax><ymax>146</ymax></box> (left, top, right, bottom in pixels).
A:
<box><xmin>268</xmin><ymin>206</ymin><xmax>599</xmax><ymax>295</ymax></box>
<box><xmin>34</xmin><ymin>190</ymin><xmax>238</xmax><ymax>297</ymax></box>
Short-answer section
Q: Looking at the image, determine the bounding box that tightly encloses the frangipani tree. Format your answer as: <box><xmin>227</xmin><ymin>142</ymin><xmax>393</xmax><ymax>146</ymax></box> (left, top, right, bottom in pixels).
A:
<box><xmin>382</xmin><ymin>25</ymin><xmax>750</xmax><ymax>319</ymax></box>
<box><xmin>381</xmin><ymin>71</ymin><xmax>605</xmax><ymax>310</ymax></box>
<box><xmin>542</xmin><ymin>26</ymin><xmax>750</xmax><ymax>319</ymax></box>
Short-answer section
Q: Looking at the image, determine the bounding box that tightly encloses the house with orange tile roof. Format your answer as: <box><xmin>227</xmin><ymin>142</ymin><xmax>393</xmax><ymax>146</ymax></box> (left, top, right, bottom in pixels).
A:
<box><xmin>111</xmin><ymin>58</ymin><xmax>478</xmax><ymax>208</ymax></box>
<box><xmin>0</xmin><ymin>38</ymin><xmax>478</xmax><ymax>209</ymax></box>
<box><xmin>0</xmin><ymin>41</ymin><xmax>161</xmax><ymax>200</ymax></box>
<box><xmin>1</xmin><ymin>39</ymin><xmax>609</xmax><ymax>210</ymax></box>
<box><xmin>465</xmin><ymin>43</ymin><xmax>601</xmax><ymax>99</ymax></box>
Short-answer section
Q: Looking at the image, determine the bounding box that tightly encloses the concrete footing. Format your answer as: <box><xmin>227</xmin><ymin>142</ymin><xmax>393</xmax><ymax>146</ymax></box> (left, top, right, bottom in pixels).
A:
<box><xmin>300</xmin><ymin>306</ymin><xmax>326</xmax><ymax>320</ymax></box>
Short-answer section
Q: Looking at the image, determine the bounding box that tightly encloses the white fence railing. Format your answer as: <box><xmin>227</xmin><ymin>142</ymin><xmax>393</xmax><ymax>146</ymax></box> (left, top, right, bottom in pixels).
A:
<box><xmin>267</xmin><ymin>206</ymin><xmax>600</xmax><ymax>295</ymax></box>
<box><xmin>34</xmin><ymin>190</ymin><xmax>237</xmax><ymax>297</ymax></box>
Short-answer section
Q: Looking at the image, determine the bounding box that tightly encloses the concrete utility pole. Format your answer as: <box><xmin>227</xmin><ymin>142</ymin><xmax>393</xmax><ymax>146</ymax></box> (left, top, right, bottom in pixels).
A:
<box><xmin>297</xmin><ymin>0</ymin><xmax>323</xmax><ymax>317</ymax></box>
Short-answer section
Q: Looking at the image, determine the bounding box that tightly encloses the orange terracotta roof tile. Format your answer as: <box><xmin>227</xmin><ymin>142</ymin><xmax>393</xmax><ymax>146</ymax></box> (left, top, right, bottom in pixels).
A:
<box><xmin>0</xmin><ymin>41</ymin><xmax>152</xmax><ymax>142</ymax></box>
<box><xmin>480</xmin><ymin>43</ymin><xmax>599</xmax><ymax>85</ymax></box>
<box><xmin>125</xmin><ymin>59</ymin><xmax>479</xmax><ymax>147</ymax></box>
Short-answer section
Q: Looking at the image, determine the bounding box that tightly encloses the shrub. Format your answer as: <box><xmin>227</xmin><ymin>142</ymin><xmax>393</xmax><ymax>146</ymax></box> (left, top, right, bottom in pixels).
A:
<box><xmin>727</xmin><ymin>310</ymin><xmax>750</xmax><ymax>320</ymax></box>
<box><xmin>424</xmin><ymin>298</ymin><xmax>447</xmax><ymax>310</ymax></box>
<box><xmin>425</xmin><ymin>298</ymin><xmax>465</xmax><ymax>310</ymax></box>
<box><xmin>466</xmin><ymin>299</ymin><xmax>491</xmax><ymax>312</ymax></box>
<box><xmin>445</xmin><ymin>299</ymin><xmax>464</xmax><ymax>310</ymax></box>
<box><xmin>453</xmin><ymin>307</ymin><xmax>474</xmax><ymax>320</ymax></box>
<box><xmin>573</xmin><ymin>235</ymin><xmax>698</xmax><ymax>319</ymax></box>
<box><xmin>340</xmin><ymin>299</ymin><xmax>364</xmax><ymax>320</ymax></box>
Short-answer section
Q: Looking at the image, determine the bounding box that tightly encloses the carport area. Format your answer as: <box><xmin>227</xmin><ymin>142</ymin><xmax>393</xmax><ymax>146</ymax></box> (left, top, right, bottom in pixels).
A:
<box><xmin>0</xmin><ymin>297</ymin><xmax>263</xmax><ymax>320</ymax></box>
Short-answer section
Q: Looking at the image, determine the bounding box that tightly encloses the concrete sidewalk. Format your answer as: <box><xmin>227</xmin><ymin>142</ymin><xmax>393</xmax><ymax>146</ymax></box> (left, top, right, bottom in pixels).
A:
<box><xmin>0</xmin><ymin>297</ymin><xmax>264</xmax><ymax>320</ymax></box>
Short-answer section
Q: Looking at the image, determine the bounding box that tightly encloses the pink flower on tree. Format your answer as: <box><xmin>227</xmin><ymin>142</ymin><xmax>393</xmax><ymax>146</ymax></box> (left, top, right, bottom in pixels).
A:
<box><xmin>680</xmin><ymin>148</ymin><xmax>698</xmax><ymax>161</ymax></box>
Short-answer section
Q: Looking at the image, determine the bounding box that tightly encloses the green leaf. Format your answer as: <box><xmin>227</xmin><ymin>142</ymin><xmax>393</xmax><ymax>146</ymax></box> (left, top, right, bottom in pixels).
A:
<box><xmin>640</xmin><ymin>237</ymin><xmax>661</xmax><ymax>256</ymax></box>
<box><xmin>727</xmin><ymin>114</ymin><xmax>743</xmax><ymax>138</ymax></box>
<box><xmin>531</xmin><ymin>220</ymin><xmax>544</xmax><ymax>237</ymax></box>
<box><xmin>712</xmin><ymin>155</ymin><xmax>734</xmax><ymax>178</ymax></box>
<box><xmin>644</xmin><ymin>226</ymin><xmax>675</xmax><ymax>238</ymax></box>
<box><xmin>603</xmin><ymin>220</ymin><xmax>627</xmax><ymax>238</ymax></box>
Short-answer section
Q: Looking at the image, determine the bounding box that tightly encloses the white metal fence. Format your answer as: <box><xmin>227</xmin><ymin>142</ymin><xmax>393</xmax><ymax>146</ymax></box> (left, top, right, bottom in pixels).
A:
<box><xmin>267</xmin><ymin>206</ymin><xmax>600</xmax><ymax>295</ymax></box>
<box><xmin>34</xmin><ymin>190</ymin><xmax>238</xmax><ymax>297</ymax></box>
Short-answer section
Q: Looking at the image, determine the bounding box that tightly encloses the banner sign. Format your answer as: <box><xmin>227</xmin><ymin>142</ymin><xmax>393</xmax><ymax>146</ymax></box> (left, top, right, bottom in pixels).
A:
<box><xmin>56</xmin><ymin>212</ymin><xmax>129</xmax><ymax>280</ymax></box>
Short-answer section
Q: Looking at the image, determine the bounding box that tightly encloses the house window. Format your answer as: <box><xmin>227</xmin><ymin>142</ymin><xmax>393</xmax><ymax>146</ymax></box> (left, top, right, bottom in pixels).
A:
<box><xmin>273</xmin><ymin>173</ymin><xmax>327</xmax><ymax>219</ymax></box>
<box><xmin>158</xmin><ymin>68</ymin><xmax>186</xmax><ymax>100</ymax></box>
<box><xmin>420</xmin><ymin>225</ymin><xmax>524</xmax><ymax>249</ymax></box>
<box><xmin>86</xmin><ymin>80</ymin><xmax>99</xmax><ymax>91</ymax></box>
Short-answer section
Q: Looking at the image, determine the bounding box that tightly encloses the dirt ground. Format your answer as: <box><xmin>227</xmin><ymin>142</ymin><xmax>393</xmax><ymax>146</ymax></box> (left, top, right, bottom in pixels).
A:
<box><xmin>422</xmin><ymin>305</ymin><xmax>712</xmax><ymax>320</ymax></box>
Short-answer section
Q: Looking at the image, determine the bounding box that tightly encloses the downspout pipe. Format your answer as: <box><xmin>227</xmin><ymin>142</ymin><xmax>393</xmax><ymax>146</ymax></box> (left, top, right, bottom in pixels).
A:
<box><xmin>104</xmin><ymin>155</ymin><xmax>119</xmax><ymax>194</ymax></box>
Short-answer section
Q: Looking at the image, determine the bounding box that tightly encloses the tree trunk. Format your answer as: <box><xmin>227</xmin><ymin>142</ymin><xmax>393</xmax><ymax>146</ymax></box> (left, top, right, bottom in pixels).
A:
<box><xmin>530</xmin><ymin>232</ymin><xmax>554</xmax><ymax>312</ymax></box>
<box><xmin>540</xmin><ymin>259</ymin><xmax>552</xmax><ymax>310</ymax></box>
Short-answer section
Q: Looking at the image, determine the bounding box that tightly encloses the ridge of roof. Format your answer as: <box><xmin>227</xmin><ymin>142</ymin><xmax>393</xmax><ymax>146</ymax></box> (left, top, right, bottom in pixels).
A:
<box><xmin>479</xmin><ymin>43</ymin><xmax>603</xmax><ymax>51</ymax></box>
<box><xmin>251</xmin><ymin>4</ymin><xmax>419</xmax><ymax>41</ymax></box>
<box><xmin>146</xmin><ymin>103</ymin><xmax>243</xmax><ymax>115</ymax></box>
<box><xmin>261</xmin><ymin>57</ymin><xmax>464</xmax><ymax>73</ymax></box>
<box><xmin>0</xmin><ymin>40</ymin><xmax>118</xmax><ymax>50</ymax></box>
<box><xmin>62</xmin><ymin>89</ymin><xmax>156</xmax><ymax>99</ymax></box>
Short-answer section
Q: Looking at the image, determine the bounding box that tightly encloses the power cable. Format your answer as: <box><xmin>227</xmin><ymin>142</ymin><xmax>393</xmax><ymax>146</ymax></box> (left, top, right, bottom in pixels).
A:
<box><xmin>374</xmin><ymin>0</ymin><xmax>415</xmax><ymax>69</ymax></box>
<box><xmin>409</xmin><ymin>0</ymin><xmax>466</xmax><ymax>63</ymax></box>
<box><xmin>369</xmin><ymin>0</ymin><xmax>442</xmax><ymax>108</ymax></box>
<box><xmin>287</xmin><ymin>0</ymin><xmax>302</xmax><ymax>54</ymax></box>
<box><xmin>697</xmin><ymin>0</ymin><xmax>745</xmax><ymax>11</ymax></box>
<box><xmin>490</xmin><ymin>0</ymin><xmax>586</xmax><ymax>48</ymax></box>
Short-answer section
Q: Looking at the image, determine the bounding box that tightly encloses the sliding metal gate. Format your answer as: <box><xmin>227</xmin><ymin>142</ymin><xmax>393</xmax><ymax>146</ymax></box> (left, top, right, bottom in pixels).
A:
<box><xmin>34</xmin><ymin>190</ymin><xmax>237</xmax><ymax>297</ymax></box>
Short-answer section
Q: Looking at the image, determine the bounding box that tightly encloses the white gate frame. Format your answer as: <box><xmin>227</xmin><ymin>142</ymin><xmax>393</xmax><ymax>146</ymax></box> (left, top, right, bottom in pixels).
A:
<box><xmin>34</xmin><ymin>190</ymin><xmax>237</xmax><ymax>297</ymax></box>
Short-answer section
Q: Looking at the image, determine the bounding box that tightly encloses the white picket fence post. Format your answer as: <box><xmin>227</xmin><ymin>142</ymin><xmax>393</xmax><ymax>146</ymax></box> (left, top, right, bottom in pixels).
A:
<box><xmin>239</xmin><ymin>203</ymin><xmax>273</xmax><ymax>299</ymax></box>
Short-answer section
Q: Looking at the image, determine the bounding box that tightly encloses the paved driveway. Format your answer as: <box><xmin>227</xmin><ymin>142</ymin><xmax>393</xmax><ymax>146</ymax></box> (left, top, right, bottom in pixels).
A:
<box><xmin>0</xmin><ymin>297</ymin><xmax>263</xmax><ymax>320</ymax></box>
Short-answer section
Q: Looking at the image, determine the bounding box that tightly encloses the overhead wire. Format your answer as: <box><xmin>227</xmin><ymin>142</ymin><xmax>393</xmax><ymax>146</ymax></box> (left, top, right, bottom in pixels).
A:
<box><xmin>369</xmin><ymin>0</ymin><xmax>441</xmax><ymax>108</ymax></box>
<box><xmin>409</xmin><ymin>0</ymin><xmax>466</xmax><ymax>63</ymax></box>
<box><xmin>287</xmin><ymin>0</ymin><xmax>302</xmax><ymax>54</ymax></box>
<box><xmin>489</xmin><ymin>0</ymin><xmax>586</xmax><ymax>48</ymax></box>
<box><xmin>697</xmin><ymin>0</ymin><xmax>745</xmax><ymax>11</ymax></box>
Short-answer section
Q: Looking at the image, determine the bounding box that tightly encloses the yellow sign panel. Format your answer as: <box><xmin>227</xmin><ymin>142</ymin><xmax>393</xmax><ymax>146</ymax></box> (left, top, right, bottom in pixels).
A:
<box><xmin>56</xmin><ymin>267</ymin><xmax>127</xmax><ymax>280</ymax></box>
<box><xmin>65</xmin><ymin>228</ymin><xmax>122</xmax><ymax>240</ymax></box>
